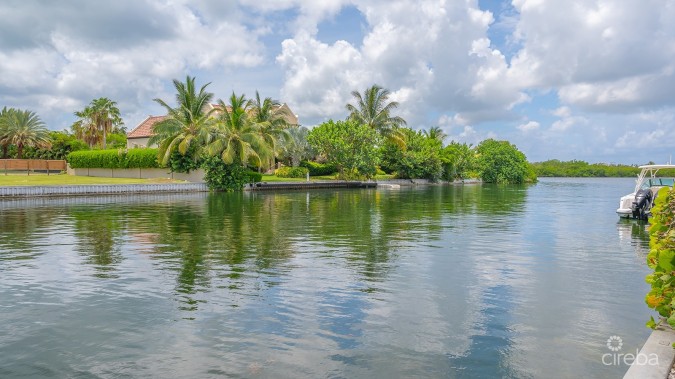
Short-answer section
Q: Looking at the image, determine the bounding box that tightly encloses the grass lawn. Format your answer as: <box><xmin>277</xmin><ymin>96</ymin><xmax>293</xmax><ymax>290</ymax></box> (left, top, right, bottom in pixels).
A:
<box><xmin>0</xmin><ymin>173</ymin><xmax>187</xmax><ymax>186</ymax></box>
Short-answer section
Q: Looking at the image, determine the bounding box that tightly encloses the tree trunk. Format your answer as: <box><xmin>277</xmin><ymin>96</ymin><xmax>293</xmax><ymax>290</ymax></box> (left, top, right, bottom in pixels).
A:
<box><xmin>1</xmin><ymin>144</ymin><xmax>7</xmax><ymax>159</ymax></box>
<box><xmin>17</xmin><ymin>143</ymin><xmax>23</xmax><ymax>159</ymax></box>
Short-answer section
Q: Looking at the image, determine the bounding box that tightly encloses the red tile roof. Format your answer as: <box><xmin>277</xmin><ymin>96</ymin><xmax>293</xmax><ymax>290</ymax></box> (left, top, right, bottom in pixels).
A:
<box><xmin>127</xmin><ymin>115</ymin><xmax>167</xmax><ymax>138</ymax></box>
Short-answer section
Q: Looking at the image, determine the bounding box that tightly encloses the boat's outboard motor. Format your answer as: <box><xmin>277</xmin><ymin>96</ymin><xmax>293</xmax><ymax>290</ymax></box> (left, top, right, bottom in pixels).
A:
<box><xmin>632</xmin><ymin>188</ymin><xmax>654</xmax><ymax>220</ymax></box>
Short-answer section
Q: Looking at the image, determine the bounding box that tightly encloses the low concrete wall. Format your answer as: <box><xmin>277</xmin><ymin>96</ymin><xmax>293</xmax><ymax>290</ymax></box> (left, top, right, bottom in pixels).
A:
<box><xmin>624</xmin><ymin>324</ymin><xmax>675</xmax><ymax>379</ymax></box>
<box><xmin>0</xmin><ymin>183</ymin><xmax>208</xmax><ymax>198</ymax></box>
<box><xmin>67</xmin><ymin>166</ymin><xmax>205</xmax><ymax>183</ymax></box>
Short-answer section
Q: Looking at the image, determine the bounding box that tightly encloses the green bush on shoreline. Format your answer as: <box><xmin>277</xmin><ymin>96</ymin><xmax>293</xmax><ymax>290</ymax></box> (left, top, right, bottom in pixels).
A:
<box><xmin>645</xmin><ymin>187</ymin><xmax>675</xmax><ymax>330</ymax></box>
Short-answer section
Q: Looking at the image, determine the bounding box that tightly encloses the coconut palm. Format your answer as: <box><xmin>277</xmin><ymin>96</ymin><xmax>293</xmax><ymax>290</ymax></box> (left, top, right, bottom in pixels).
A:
<box><xmin>206</xmin><ymin>93</ymin><xmax>272</xmax><ymax>168</ymax></box>
<box><xmin>248</xmin><ymin>91</ymin><xmax>292</xmax><ymax>168</ymax></box>
<box><xmin>73</xmin><ymin>97</ymin><xmax>122</xmax><ymax>149</ymax></box>
<box><xmin>1</xmin><ymin>109</ymin><xmax>50</xmax><ymax>159</ymax></box>
<box><xmin>346</xmin><ymin>84</ymin><xmax>407</xmax><ymax>143</ymax></box>
<box><xmin>149</xmin><ymin>76</ymin><xmax>215</xmax><ymax>166</ymax></box>
<box><xmin>425</xmin><ymin>126</ymin><xmax>447</xmax><ymax>143</ymax></box>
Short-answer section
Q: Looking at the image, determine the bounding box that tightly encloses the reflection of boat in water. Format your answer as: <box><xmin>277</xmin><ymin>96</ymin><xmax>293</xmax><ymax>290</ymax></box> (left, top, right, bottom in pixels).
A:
<box><xmin>616</xmin><ymin>164</ymin><xmax>675</xmax><ymax>220</ymax></box>
<box><xmin>617</xmin><ymin>219</ymin><xmax>650</xmax><ymax>258</ymax></box>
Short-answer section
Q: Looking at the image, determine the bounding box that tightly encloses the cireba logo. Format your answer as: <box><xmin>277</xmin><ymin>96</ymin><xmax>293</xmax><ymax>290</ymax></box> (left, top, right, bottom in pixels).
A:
<box><xmin>601</xmin><ymin>335</ymin><xmax>659</xmax><ymax>366</ymax></box>
<box><xmin>606</xmin><ymin>336</ymin><xmax>623</xmax><ymax>352</ymax></box>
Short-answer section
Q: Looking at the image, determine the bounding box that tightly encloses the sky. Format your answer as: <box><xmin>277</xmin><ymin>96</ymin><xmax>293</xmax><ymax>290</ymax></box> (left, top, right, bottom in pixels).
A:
<box><xmin>1</xmin><ymin>0</ymin><xmax>674</xmax><ymax>164</ymax></box>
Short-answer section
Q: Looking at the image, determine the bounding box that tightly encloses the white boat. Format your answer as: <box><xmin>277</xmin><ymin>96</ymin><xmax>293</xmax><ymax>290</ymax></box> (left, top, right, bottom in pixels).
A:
<box><xmin>617</xmin><ymin>164</ymin><xmax>675</xmax><ymax>220</ymax></box>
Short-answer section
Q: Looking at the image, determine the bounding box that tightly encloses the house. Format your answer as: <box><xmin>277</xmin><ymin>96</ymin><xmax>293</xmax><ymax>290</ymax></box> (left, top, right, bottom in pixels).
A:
<box><xmin>126</xmin><ymin>116</ymin><xmax>167</xmax><ymax>148</ymax></box>
<box><xmin>126</xmin><ymin>103</ymin><xmax>299</xmax><ymax>149</ymax></box>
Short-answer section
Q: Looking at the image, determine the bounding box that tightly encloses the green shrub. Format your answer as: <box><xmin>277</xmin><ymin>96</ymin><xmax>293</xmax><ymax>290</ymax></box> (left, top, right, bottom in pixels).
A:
<box><xmin>168</xmin><ymin>148</ymin><xmax>202</xmax><ymax>173</ymax></box>
<box><xmin>475</xmin><ymin>139</ymin><xmax>531</xmax><ymax>184</ymax></box>
<box><xmin>300</xmin><ymin>160</ymin><xmax>337</xmax><ymax>176</ymax></box>
<box><xmin>645</xmin><ymin>187</ymin><xmax>675</xmax><ymax>330</ymax></box>
<box><xmin>202</xmin><ymin>157</ymin><xmax>251</xmax><ymax>191</ymax></box>
<box><xmin>245</xmin><ymin>170</ymin><xmax>262</xmax><ymax>183</ymax></box>
<box><xmin>275</xmin><ymin>166</ymin><xmax>309</xmax><ymax>178</ymax></box>
<box><xmin>67</xmin><ymin>149</ymin><xmax>160</xmax><ymax>169</ymax></box>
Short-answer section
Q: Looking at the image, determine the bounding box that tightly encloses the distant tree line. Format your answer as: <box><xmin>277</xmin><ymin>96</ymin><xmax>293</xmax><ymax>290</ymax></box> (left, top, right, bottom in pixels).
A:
<box><xmin>530</xmin><ymin>160</ymin><xmax>675</xmax><ymax>177</ymax></box>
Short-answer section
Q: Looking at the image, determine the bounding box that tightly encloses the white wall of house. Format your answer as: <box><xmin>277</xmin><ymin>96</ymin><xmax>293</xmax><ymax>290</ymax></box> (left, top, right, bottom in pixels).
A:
<box><xmin>127</xmin><ymin>137</ymin><xmax>153</xmax><ymax>149</ymax></box>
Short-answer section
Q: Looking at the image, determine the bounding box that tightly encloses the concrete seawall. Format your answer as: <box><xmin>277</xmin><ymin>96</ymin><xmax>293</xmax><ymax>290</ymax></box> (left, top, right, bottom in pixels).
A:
<box><xmin>0</xmin><ymin>183</ymin><xmax>208</xmax><ymax>198</ymax></box>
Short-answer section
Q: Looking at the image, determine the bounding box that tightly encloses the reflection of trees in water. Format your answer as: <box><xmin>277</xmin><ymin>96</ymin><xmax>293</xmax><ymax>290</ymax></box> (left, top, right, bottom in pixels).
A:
<box><xmin>1</xmin><ymin>185</ymin><xmax>532</xmax><ymax>313</ymax></box>
<box><xmin>441</xmin><ymin>184</ymin><xmax>529</xmax><ymax>216</ymax></box>
<box><xmin>0</xmin><ymin>208</ymin><xmax>60</xmax><ymax>262</ymax></box>
<box><xmin>71</xmin><ymin>207</ymin><xmax>125</xmax><ymax>278</ymax></box>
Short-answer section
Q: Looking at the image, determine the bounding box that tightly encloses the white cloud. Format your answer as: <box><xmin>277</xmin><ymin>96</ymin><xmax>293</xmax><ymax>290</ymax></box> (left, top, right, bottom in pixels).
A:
<box><xmin>517</xmin><ymin>121</ymin><xmax>540</xmax><ymax>132</ymax></box>
<box><xmin>552</xmin><ymin>106</ymin><xmax>571</xmax><ymax>118</ymax></box>
<box><xmin>1</xmin><ymin>0</ymin><xmax>675</xmax><ymax>163</ymax></box>
<box><xmin>277</xmin><ymin>0</ymin><xmax>527</xmax><ymax>126</ymax></box>
<box><xmin>548</xmin><ymin>106</ymin><xmax>587</xmax><ymax>132</ymax></box>
<box><xmin>509</xmin><ymin>0</ymin><xmax>675</xmax><ymax>111</ymax></box>
<box><xmin>0</xmin><ymin>1</ymin><xmax>266</xmax><ymax>128</ymax></box>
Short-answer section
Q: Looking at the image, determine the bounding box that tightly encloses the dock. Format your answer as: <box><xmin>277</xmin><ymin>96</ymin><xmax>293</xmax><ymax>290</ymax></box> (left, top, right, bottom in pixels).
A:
<box><xmin>245</xmin><ymin>181</ymin><xmax>377</xmax><ymax>191</ymax></box>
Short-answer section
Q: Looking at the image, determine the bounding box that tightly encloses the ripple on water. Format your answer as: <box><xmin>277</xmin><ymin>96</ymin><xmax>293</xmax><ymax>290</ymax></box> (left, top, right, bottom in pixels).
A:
<box><xmin>0</xmin><ymin>181</ymin><xmax>654</xmax><ymax>378</ymax></box>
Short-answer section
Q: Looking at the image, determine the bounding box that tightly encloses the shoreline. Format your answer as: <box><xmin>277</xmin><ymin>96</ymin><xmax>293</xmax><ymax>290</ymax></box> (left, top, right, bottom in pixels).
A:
<box><xmin>0</xmin><ymin>179</ymin><xmax>482</xmax><ymax>198</ymax></box>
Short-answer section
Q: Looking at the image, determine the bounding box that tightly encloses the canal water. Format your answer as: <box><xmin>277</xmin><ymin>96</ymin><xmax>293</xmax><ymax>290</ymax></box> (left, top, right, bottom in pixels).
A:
<box><xmin>0</xmin><ymin>178</ymin><xmax>653</xmax><ymax>378</ymax></box>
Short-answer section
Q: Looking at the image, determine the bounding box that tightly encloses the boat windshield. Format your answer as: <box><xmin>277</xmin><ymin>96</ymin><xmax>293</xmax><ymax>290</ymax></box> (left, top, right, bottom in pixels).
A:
<box><xmin>641</xmin><ymin>178</ymin><xmax>675</xmax><ymax>189</ymax></box>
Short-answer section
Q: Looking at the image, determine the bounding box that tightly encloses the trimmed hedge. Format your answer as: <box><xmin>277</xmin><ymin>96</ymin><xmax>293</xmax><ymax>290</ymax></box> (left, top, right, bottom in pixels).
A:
<box><xmin>300</xmin><ymin>160</ymin><xmax>337</xmax><ymax>176</ymax></box>
<box><xmin>275</xmin><ymin>166</ymin><xmax>309</xmax><ymax>178</ymax></box>
<box><xmin>67</xmin><ymin>149</ymin><xmax>160</xmax><ymax>169</ymax></box>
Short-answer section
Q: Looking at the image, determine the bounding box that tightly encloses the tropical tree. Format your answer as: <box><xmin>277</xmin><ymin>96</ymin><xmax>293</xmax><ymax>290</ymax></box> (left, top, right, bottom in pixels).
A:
<box><xmin>206</xmin><ymin>92</ymin><xmax>272</xmax><ymax>169</ymax></box>
<box><xmin>346</xmin><ymin>84</ymin><xmax>406</xmax><ymax>144</ymax></box>
<box><xmin>0</xmin><ymin>107</ymin><xmax>16</xmax><ymax>158</ymax></box>
<box><xmin>248</xmin><ymin>91</ymin><xmax>291</xmax><ymax>169</ymax></box>
<box><xmin>149</xmin><ymin>76</ymin><xmax>215</xmax><ymax>166</ymax></box>
<box><xmin>73</xmin><ymin>98</ymin><xmax>123</xmax><ymax>149</ymax></box>
<box><xmin>424</xmin><ymin>126</ymin><xmax>447</xmax><ymax>143</ymax></box>
<box><xmin>441</xmin><ymin>142</ymin><xmax>475</xmax><ymax>180</ymax></box>
<box><xmin>0</xmin><ymin>109</ymin><xmax>51</xmax><ymax>159</ymax></box>
<box><xmin>279</xmin><ymin>126</ymin><xmax>313</xmax><ymax>167</ymax></box>
<box><xmin>475</xmin><ymin>139</ymin><xmax>530</xmax><ymax>184</ymax></box>
<box><xmin>379</xmin><ymin>127</ymin><xmax>443</xmax><ymax>181</ymax></box>
<box><xmin>307</xmin><ymin>119</ymin><xmax>380</xmax><ymax>180</ymax></box>
<box><xmin>22</xmin><ymin>131</ymin><xmax>89</xmax><ymax>160</ymax></box>
<box><xmin>71</xmin><ymin>117</ymin><xmax>100</xmax><ymax>148</ymax></box>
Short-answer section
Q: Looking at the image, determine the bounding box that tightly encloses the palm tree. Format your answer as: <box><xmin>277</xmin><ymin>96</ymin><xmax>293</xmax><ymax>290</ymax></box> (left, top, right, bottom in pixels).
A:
<box><xmin>71</xmin><ymin>113</ymin><xmax>100</xmax><ymax>148</ymax></box>
<box><xmin>425</xmin><ymin>126</ymin><xmax>447</xmax><ymax>143</ymax></box>
<box><xmin>346</xmin><ymin>84</ymin><xmax>407</xmax><ymax>143</ymax></box>
<box><xmin>280</xmin><ymin>126</ymin><xmax>312</xmax><ymax>167</ymax></box>
<box><xmin>206</xmin><ymin>93</ymin><xmax>272</xmax><ymax>168</ymax></box>
<box><xmin>1</xmin><ymin>109</ymin><xmax>51</xmax><ymax>159</ymax></box>
<box><xmin>73</xmin><ymin>98</ymin><xmax>122</xmax><ymax>149</ymax></box>
<box><xmin>0</xmin><ymin>107</ymin><xmax>16</xmax><ymax>158</ymax></box>
<box><xmin>248</xmin><ymin>91</ymin><xmax>291</xmax><ymax>169</ymax></box>
<box><xmin>149</xmin><ymin>76</ymin><xmax>215</xmax><ymax>166</ymax></box>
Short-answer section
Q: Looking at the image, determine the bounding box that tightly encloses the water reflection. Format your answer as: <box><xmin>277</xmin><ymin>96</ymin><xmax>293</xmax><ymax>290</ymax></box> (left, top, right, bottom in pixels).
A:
<box><xmin>0</xmin><ymin>180</ymin><xmax>653</xmax><ymax>378</ymax></box>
